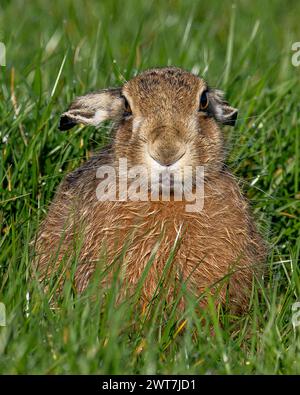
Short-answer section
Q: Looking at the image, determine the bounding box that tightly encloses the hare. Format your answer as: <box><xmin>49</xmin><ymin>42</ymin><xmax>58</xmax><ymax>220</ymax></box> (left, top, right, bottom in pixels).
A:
<box><xmin>34</xmin><ymin>67</ymin><xmax>266</xmax><ymax>312</ymax></box>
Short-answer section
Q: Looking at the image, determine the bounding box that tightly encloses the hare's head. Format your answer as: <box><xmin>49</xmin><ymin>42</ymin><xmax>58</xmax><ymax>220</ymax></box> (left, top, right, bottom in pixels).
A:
<box><xmin>60</xmin><ymin>67</ymin><xmax>237</xmax><ymax>178</ymax></box>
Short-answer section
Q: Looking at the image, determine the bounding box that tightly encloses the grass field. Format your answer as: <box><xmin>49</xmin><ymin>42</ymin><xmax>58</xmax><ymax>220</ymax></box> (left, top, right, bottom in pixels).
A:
<box><xmin>0</xmin><ymin>0</ymin><xmax>299</xmax><ymax>374</ymax></box>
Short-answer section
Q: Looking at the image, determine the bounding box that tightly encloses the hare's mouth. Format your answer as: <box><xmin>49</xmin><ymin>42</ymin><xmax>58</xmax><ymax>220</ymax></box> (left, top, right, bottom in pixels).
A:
<box><xmin>147</xmin><ymin>162</ymin><xmax>184</xmax><ymax>193</ymax></box>
<box><xmin>148</xmin><ymin>150</ymin><xmax>186</xmax><ymax>169</ymax></box>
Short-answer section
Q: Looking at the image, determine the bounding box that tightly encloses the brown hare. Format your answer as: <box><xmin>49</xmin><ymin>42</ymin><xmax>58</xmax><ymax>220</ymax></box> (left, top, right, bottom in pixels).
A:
<box><xmin>34</xmin><ymin>67</ymin><xmax>266</xmax><ymax>312</ymax></box>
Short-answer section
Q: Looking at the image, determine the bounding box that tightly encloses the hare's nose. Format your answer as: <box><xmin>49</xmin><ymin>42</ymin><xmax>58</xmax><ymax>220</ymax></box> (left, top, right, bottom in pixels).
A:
<box><xmin>149</xmin><ymin>149</ymin><xmax>186</xmax><ymax>167</ymax></box>
<box><xmin>148</xmin><ymin>126</ymin><xmax>186</xmax><ymax>167</ymax></box>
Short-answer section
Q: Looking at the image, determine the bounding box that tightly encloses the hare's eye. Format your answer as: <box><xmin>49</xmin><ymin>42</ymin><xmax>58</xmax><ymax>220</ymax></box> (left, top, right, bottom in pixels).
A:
<box><xmin>199</xmin><ymin>90</ymin><xmax>209</xmax><ymax>111</ymax></box>
<box><xmin>121</xmin><ymin>95</ymin><xmax>132</xmax><ymax>116</ymax></box>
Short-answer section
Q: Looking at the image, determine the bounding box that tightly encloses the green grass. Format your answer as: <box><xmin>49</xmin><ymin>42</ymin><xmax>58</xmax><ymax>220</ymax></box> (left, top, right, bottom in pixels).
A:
<box><xmin>0</xmin><ymin>0</ymin><xmax>300</xmax><ymax>374</ymax></box>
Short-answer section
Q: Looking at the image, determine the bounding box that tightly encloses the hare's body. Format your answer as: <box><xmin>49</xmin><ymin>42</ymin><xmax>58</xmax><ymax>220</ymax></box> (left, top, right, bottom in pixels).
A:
<box><xmin>34</xmin><ymin>67</ymin><xmax>266</xmax><ymax>312</ymax></box>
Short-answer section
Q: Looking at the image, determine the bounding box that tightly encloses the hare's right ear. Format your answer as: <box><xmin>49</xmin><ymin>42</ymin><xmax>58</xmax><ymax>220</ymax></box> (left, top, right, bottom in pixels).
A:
<box><xmin>208</xmin><ymin>89</ymin><xmax>238</xmax><ymax>127</ymax></box>
<box><xmin>59</xmin><ymin>88</ymin><xmax>123</xmax><ymax>131</ymax></box>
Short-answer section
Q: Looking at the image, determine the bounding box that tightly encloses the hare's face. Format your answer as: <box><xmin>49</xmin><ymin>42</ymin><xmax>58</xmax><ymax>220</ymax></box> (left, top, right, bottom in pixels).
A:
<box><xmin>118</xmin><ymin>68</ymin><xmax>237</xmax><ymax>177</ymax></box>
<box><xmin>59</xmin><ymin>67</ymin><xmax>237</xmax><ymax>178</ymax></box>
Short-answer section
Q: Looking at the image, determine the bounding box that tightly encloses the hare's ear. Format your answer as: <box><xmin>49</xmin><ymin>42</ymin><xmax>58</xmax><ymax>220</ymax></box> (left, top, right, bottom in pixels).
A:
<box><xmin>208</xmin><ymin>89</ymin><xmax>238</xmax><ymax>127</ymax></box>
<box><xmin>59</xmin><ymin>88</ymin><xmax>123</xmax><ymax>131</ymax></box>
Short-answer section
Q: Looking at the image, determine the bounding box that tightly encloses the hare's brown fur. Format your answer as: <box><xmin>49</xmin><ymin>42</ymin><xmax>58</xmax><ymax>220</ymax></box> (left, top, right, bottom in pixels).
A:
<box><xmin>34</xmin><ymin>67</ymin><xmax>266</xmax><ymax>312</ymax></box>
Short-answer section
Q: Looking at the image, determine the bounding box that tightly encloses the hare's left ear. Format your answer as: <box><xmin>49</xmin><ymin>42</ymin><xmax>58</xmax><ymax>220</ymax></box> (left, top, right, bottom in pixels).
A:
<box><xmin>208</xmin><ymin>89</ymin><xmax>238</xmax><ymax>126</ymax></box>
<box><xmin>59</xmin><ymin>87</ymin><xmax>123</xmax><ymax>131</ymax></box>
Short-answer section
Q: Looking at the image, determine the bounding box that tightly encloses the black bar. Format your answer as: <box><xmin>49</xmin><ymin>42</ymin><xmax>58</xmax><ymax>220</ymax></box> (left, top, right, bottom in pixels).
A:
<box><xmin>0</xmin><ymin>375</ymin><xmax>298</xmax><ymax>393</ymax></box>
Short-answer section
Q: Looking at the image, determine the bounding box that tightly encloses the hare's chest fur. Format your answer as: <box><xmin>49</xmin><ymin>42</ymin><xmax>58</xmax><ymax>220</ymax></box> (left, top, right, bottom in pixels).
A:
<box><xmin>35</xmin><ymin>171</ymin><xmax>264</xmax><ymax>311</ymax></box>
<box><xmin>71</xmin><ymin>175</ymin><xmax>261</xmax><ymax>306</ymax></box>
